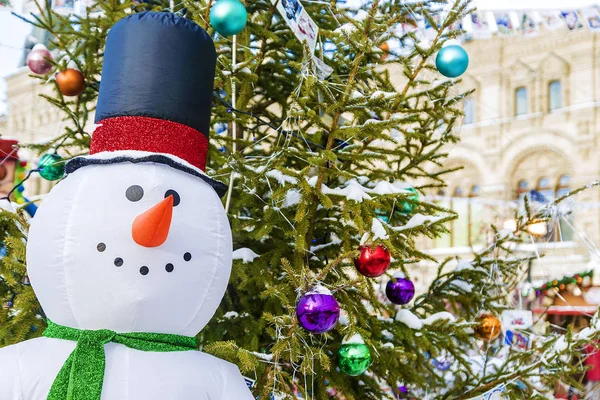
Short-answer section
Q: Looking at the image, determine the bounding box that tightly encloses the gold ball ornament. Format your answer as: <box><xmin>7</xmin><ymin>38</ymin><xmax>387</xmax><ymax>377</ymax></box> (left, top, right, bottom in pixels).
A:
<box><xmin>56</xmin><ymin>68</ymin><xmax>85</xmax><ymax>97</ymax></box>
<box><xmin>474</xmin><ymin>313</ymin><xmax>502</xmax><ymax>341</ymax></box>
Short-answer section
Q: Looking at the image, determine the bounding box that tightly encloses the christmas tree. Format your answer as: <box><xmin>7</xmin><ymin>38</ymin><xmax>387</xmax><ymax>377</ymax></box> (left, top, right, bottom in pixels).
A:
<box><xmin>2</xmin><ymin>0</ymin><xmax>600</xmax><ymax>398</ymax></box>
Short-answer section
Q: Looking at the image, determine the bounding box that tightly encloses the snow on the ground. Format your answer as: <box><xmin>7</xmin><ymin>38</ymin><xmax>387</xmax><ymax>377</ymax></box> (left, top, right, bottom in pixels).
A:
<box><xmin>232</xmin><ymin>248</ymin><xmax>260</xmax><ymax>263</ymax></box>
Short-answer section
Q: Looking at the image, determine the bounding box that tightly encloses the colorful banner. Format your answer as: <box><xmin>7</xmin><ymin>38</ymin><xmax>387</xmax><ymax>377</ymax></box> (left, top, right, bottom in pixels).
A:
<box><xmin>539</xmin><ymin>10</ymin><xmax>565</xmax><ymax>30</ymax></box>
<box><xmin>582</xmin><ymin>6</ymin><xmax>600</xmax><ymax>31</ymax></box>
<box><xmin>560</xmin><ymin>10</ymin><xmax>584</xmax><ymax>31</ymax></box>
<box><xmin>272</xmin><ymin>0</ymin><xmax>318</xmax><ymax>52</ymax></box>
<box><xmin>519</xmin><ymin>12</ymin><xmax>538</xmax><ymax>36</ymax></box>
<box><xmin>495</xmin><ymin>12</ymin><xmax>516</xmax><ymax>35</ymax></box>
<box><xmin>51</xmin><ymin>0</ymin><xmax>75</xmax><ymax>15</ymax></box>
<box><xmin>466</xmin><ymin>383</ymin><xmax>508</xmax><ymax>400</ymax></box>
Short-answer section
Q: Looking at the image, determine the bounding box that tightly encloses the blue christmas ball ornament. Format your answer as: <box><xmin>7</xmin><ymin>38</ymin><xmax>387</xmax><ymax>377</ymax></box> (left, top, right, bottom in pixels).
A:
<box><xmin>435</xmin><ymin>45</ymin><xmax>469</xmax><ymax>78</ymax></box>
<box><xmin>210</xmin><ymin>0</ymin><xmax>248</xmax><ymax>37</ymax></box>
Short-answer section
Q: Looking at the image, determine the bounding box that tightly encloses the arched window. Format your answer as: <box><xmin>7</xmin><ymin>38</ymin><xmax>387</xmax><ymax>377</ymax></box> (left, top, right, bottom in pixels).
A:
<box><xmin>453</xmin><ymin>187</ymin><xmax>464</xmax><ymax>197</ymax></box>
<box><xmin>516</xmin><ymin>179</ymin><xmax>529</xmax><ymax>200</ymax></box>
<box><xmin>536</xmin><ymin>177</ymin><xmax>555</xmax><ymax>201</ymax></box>
<box><xmin>556</xmin><ymin>174</ymin><xmax>571</xmax><ymax>197</ymax></box>
<box><xmin>549</xmin><ymin>80</ymin><xmax>562</xmax><ymax>111</ymax></box>
<box><xmin>515</xmin><ymin>87</ymin><xmax>528</xmax><ymax>116</ymax></box>
<box><xmin>470</xmin><ymin>184</ymin><xmax>480</xmax><ymax>197</ymax></box>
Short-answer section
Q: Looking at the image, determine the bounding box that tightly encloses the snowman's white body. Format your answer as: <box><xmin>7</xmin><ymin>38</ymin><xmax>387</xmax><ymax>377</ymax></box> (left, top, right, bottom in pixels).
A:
<box><xmin>0</xmin><ymin>154</ymin><xmax>254</xmax><ymax>399</ymax></box>
<box><xmin>0</xmin><ymin>337</ymin><xmax>251</xmax><ymax>399</ymax></box>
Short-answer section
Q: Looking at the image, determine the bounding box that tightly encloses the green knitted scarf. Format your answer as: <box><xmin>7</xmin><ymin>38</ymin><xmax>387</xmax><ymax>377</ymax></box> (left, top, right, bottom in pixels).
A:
<box><xmin>43</xmin><ymin>320</ymin><xmax>198</xmax><ymax>400</ymax></box>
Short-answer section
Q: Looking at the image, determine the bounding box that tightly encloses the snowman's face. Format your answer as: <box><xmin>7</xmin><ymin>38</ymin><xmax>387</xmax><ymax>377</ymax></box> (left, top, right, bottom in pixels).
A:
<box><xmin>27</xmin><ymin>162</ymin><xmax>232</xmax><ymax>335</ymax></box>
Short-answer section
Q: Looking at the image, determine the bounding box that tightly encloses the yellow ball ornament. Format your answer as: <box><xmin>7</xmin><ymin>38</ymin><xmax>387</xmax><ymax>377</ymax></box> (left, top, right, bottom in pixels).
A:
<box><xmin>474</xmin><ymin>313</ymin><xmax>502</xmax><ymax>341</ymax></box>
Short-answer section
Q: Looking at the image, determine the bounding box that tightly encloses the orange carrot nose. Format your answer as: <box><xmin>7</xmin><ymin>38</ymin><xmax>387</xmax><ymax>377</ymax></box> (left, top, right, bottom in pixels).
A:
<box><xmin>132</xmin><ymin>195</ymin><xmax>174</xmax><ymax>247</ymax></box>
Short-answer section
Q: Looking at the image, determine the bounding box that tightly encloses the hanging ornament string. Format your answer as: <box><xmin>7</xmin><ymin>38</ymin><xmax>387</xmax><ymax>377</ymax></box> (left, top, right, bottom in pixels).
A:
<box><xmin>213</xmin><ymin>93</ymin><xmax>326</xmax><ymax>151</ymax></box>
<box><xmin>224</xmin><ymin>32</ymin><xmax>238</xmax><ymax>213</ymax></box>
<box><xmin>0</xmin><ymin>168</ymin><xmax>42</xmax><ymax>202</ymax></box>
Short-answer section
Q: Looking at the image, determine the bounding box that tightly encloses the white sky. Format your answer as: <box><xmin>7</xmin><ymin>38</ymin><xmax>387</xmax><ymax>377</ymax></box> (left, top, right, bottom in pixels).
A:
<box><xmin>0</xmin><ymin>1</ymin><xmax>599</xmax><ymax>114</ymax></box>
<box><xmin>0</xmin><ymin>10</ymin><xmax>31</xmax><ymax>115</ymax></box>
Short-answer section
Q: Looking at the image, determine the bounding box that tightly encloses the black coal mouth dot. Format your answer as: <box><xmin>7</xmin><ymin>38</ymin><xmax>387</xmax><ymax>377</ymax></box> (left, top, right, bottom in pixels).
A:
<box><xmin>140</xmin><ymin>266</ymin><xmax>149</xmax><ymax>276</ymax></box>
<box><xmin>97</xmin><ymin>243</ymin><xmax>106</xmax><ymax>252</ymax></box>
<box><xmin>114</xmin><ymin>257</ymin><xmax>123</xmax><ymax>267</ymax></box>
<box><xmin>183</xmin><ymin>252</ymin><xmax>192</xmax><ymax>262</ymax></box>
<box><xmin>165</xmin><ymin>263</ymin><xmax>174</xmax><ymax>273</ymax></box>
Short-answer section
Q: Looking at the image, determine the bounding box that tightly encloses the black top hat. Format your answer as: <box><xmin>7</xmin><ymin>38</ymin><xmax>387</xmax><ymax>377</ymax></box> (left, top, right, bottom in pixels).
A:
<box><xmin>66</xmin><ymin>12</ymin><xmax>227</xmax><ymax>196</ymax></box>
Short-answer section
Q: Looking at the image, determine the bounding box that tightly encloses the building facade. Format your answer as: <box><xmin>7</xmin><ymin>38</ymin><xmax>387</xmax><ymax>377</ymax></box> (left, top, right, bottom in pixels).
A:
<box><xmin>392</xmin><ymin>27</ymin><xmax>600</xmax><ymax>291</ymax></box>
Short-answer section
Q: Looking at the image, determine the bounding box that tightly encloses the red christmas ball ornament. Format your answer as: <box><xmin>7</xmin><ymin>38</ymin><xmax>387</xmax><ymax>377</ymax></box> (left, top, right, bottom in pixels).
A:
<box><xmin>56</xmin><ymin>68</ymin><xmax>85</xmax><ymax>97</ymax></box>
<box><xmin>354</xmin><ymin>245</ymin><xmax>390</xmax><ymax>278</ymax></box>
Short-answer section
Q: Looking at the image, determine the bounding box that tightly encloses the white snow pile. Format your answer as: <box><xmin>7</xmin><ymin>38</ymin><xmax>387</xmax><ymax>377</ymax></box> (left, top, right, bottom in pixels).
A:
<box><xmin>266</xmin><ymin>170</ymin><xmax>298</xmax><ymax>185</ymax></box>
<box><xmin>395</xmin><ymin>310</ymin><xmax>455</xmax><ymax>330</ymax></box>
<box><xmin>371</xmin><ymin>181</ymin><xmax>408</xmax><ymax>196</ymax></box>
<box><xmin>335</xmin><ymin>22</ymin><xmax>357</xmax><ymax>34</ymax></box>
<box><xmin>310</xmin><ymin>234</ymin><xmax>342</xmax><ymax>252</ymax></box>
<box><xmin>393</xmin><ymin>214</ymin><xmax>447</xmax><ymax>232</ymax></box>
<box><xmin>232</xmin><ymin>248</ymin><xmax>260</xmax><ymax>263</ymax></box>
<box><xmin>314</xmin><ymin>179</ymin><xmax>373</xmax><ymax>202</ymax></box>
<box><xmin>350</xmin><ymin>90</ymin><xmax>364</xmax><ymax>100</ymax></box>
<box><xmin>360</xmin><ymin>218</ymin><xmax>389</xmax><ymax>244</ymax></box>
<box><xmin>553</xmin><ymin>336</ymin><xmax>568</xmax><ymax>353</ymax></box>
<box><xmin>455</xmin><ymin>261</ymin><xmax>473</xmax><ymax>272</ymax></box>
<box><xmin>283</xmin><ymin>189</ymin><xmax>301</xmax><ymax>208</ymax></box>
<box><xmin>343</xmin><ymin>333</ymin><xmax>365</xmax><ymax>344</ymax></box>
<box><xmin>306</xmin><ymin>177</ymin><xmax>424</xmax><ymax>204</ymax></box>
<box><xmin>370</xmin><ymin>90</ymin><xmax>397</xmax><ymax>101</ymax></box>
<box><xmin>252</xmin><ymin>352</ymin><xmax>275</xmax><ymax>361</ymax></box>
<box><xmin>223</xmin><ymin>311</ymin><xmax>239</xmax><ymax>319</ymax></box>
<box><xmin>449</xmin><ymin>279</ymin><xmax>474</xmax><ymax>293</ymax></box>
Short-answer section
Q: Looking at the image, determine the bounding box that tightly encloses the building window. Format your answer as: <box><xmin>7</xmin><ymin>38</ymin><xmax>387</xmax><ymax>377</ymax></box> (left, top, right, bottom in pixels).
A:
<box><xmin>549</xmin><ymin>80</ymin><xmax>562</xmax><ymax>111</ymax></box>
<box><xmin>515</xmin><ymin>87</ymin><xmax>528</xmax><ymax>116</ymax></box>
<box><xmin>556</xmin><ymin>174</ymin><xmax>571</xmax><ymax>197</ymax></box>
<box><xmin>470</xmin><ymin>184</ymin><xmax>480</xmax><ymax>197</ymax></box>
<box><xmin>464</xmin><ymin>98</ymin><xmax>475</xmax><ymax>124</ymax></box>
<box><xmin>536</xmin><ymin>177</ymin><xmax>555</xmax><ymax>201</ymax></box>
<box><xmin>453</xmin><ymin>187</ymin><xmax>464</xmax><ymax>197</ymax></box>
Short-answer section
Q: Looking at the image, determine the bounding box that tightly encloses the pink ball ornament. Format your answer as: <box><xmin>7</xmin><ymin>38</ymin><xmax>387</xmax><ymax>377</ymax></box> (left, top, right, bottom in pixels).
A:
<box><xmin>27</xmin><ymin>44</ymin><xmax>54</xmax><ymax>75</ymax></box>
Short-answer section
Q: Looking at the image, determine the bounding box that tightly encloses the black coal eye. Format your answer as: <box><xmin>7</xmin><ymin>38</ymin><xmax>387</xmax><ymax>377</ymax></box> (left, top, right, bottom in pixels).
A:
<box><xmin>126</xmin><ymin>185</ymin><xmax>144</xmax><ymax>202</ymax></box>
<box><xmin>165</xmin><ymin>189</ymin><xmax>180</xmax><ymax>206</ymax></box>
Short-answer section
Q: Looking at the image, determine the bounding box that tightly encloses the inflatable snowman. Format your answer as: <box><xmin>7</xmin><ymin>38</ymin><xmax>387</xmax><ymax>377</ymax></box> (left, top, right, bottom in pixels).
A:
<box><xmin>0</xmin><ymin>12</ymin><xmax>254</xmax><ymax>400</ymax></box>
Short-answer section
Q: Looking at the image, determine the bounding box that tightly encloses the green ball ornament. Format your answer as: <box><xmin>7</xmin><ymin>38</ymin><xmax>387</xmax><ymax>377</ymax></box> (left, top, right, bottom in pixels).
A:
<box><xmin>210</xmin><ymin>0</ymin><xmax>248</xmax><ymax>37</ymax></box>
<box><xmin>338</xmin><ymin>343</ymin><xmax>371</xmax><ymax>376</ymax></box>
<box><xmin>436</xmin><ymin>45</ymin><xmax>469</xmax><ymax>78</ymax></box>
<box><xmin>38</xmin><ymin>153</ymin><xmax>65</xmax><ymax>181</ymax></box>
<box><xmin>375</xmin><ymin>209</ymin><xmax>389</xmax><ymax>223</ymax></box>
<box><xmin>399</xmin><ymin>187</ymin><xmax>419</xmax><ymax>214</ymax></box>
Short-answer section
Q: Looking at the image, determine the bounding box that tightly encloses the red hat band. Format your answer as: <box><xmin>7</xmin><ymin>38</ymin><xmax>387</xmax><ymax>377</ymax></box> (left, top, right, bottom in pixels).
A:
<box><xmin>90</xmin><ymin>116</ymin><xmax>209</xmax><ymax>171</ymax></box>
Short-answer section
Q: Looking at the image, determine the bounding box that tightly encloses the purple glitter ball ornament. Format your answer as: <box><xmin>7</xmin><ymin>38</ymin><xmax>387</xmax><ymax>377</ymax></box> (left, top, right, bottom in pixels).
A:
<box><xmin>27</xmin><ymin>44</ymin><xmax>53</xmax><ymax>75</ymax></box>
<box><xmin>386</xmin><ymin>276</ymin><xmax>415</xmax><ymax>305</ymax></box>
<box><xmin>297</xmin><ymin>286</ymin><xmax>340</xmax><ymax>334</ymax></box>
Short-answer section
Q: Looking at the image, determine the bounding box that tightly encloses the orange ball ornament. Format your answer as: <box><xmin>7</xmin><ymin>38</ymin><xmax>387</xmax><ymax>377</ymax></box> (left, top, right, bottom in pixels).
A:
<box><xmin>56</xmin><ymin>68</ymin><xmax>85</xmax><ymax>97</ymax></box>
<box><xmin>473</xmin><ymin>313</ymin><xmax>502</xmax><ymax>341</ymax></box>
<box><xmin>379</xmin><ymin>42</ymin><xmax>389</xmax><ymax>60</ymax></box>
